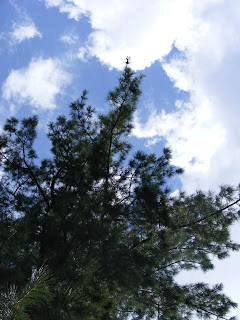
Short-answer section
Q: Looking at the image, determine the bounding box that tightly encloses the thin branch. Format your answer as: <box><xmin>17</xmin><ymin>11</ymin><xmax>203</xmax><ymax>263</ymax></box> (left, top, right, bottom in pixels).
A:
<box><xmin>128</xmin><ymin>198</ymin><xmax>240</xmax><ymax>254</ymax></box>
<box><xmin>130</xmin><ymin>233</ymin><xmax>153</xmax><ymax>252</ymax></box>
<box><xmin>157</xmin><ymin>259</ymin><xmax>202</xmax><ymax>271</ymax></box>
<box><xmin>50</xmin><ymin>167</ymin><xmax>63</xmax><ymax>206</ymax></box>
<box><xmin>79</xmin><ymin>118</ymin><xmax>94</xmax><ymax>143</ymax></box>
<box><xmin>13</xmin><ymin>177</ymin><xmax>31</xmax><ymax>195</ymax></box>
<box><xmin>18</xmin><ymin>135</ymin><xmax>50</xmax><ymax>210</ymax></box>
<box><xmin>0</xmin><ymin>151</ymin><xmax>18</xmax><ymax>167</ymax></box>
<box><xmin>190</xmin><ymin>303</ymin><xmax>229</xmax><ymax>320</ymax></box>
<box><xmin>6</xmin><ymin>187</ymin><xmax>25</xmax><ymax>212</ymax></box>
<box><xmin>178</xmin><ymin>198</ymin><xmax>240</xmax><ymax>229</ymax></box>
<box><xmin>105</xmin><ymin>93</ymin><xmax>128</xmax><ymax>188</ymax></box>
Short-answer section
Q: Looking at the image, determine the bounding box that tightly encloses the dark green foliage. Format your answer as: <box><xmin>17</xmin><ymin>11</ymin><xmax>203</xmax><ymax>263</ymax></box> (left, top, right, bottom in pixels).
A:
<box><xmin>0</xmin><ymin>65</ymin><xmax>239</xmax><ymax>319</ymax></box>
<box><xmin>0</xmin><ymin>267</ymin><xmax>53</xmax><ymax>320</ymax></box>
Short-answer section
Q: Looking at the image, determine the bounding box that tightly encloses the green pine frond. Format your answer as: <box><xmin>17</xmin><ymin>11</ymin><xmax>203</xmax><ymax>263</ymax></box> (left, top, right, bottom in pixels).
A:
<box><xmin>0</xmin><ymin>266</ymin><xmax>54</xmax><ymax>320</ymax></box>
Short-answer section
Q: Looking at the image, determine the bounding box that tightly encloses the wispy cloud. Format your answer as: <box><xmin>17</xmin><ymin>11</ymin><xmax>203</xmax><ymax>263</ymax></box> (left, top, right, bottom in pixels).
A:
<box><xmin>10</xmin><ymin>21</ymin><xmax>42</xmax><ymax>44</ymax></box>
<box><xmin>2</xmin><ymin>57</ymin><xmax>71</xmax><ymax>109</ymax></box>
<box><xmin>59</xmin><ymin>30</ymin><xmax>79</xmax><ymax>45</ymax></box>
<box><xmin>8</xmin><ymin>0</ymin><xmax>42</xmax><ymax>44</ymax></box>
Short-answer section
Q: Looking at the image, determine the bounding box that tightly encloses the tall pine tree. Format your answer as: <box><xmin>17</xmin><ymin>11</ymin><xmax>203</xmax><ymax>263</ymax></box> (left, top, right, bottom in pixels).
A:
<box><xmin>0</xmin><ymin>62</ymin><xmax>239</xmax><ymax>319</ymax></box>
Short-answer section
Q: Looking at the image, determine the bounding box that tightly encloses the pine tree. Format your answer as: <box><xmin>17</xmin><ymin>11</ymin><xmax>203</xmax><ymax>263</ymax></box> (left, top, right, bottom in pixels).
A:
<box><xmin>0</xmin><ymin>63</ymin><xmax>239</xmax><ymax>319</ymax></box>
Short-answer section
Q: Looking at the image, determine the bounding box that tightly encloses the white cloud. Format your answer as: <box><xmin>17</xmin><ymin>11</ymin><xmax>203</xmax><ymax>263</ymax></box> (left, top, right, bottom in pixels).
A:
<box><xmin>45</xmin><ymin>0</ymin><xmax>86</xmax><ymax>20</ymax></box>
<box><xmin>77</xmin><ymin>46</ymin><xmax>88</xmax><ymax>62</ymax></box>
<box><xmin>133</xmin><ymin>98</ymin><xmax>227</xmax><ymax>192</ymax></box>
<box><xmin>44</xmin><ymin>0</ymin><xmax>240</xmax><ymax>192</ymax></box>
<box><xmin>44</xmin><ymin>0</ymin><xmax>195</xmax><ymax>70</ymax></box>
<box><xmin>2</xmin><ymin>57</ymin><xmax>71</xmax><ymax>109</ymax></box>
<box><xmin>60</xmin><ymin>31</ymin><xmax>79</xmax><ymax>45</ymax></box>
<box><xmin>160</xmin><ymin>0</ymin><xmax>240</xmax><ymax>191</ymax></box>
<box><xmin>7</xmin><ymin>0</ymin><xmax>42</xmax><ymax>44</ymax></box>
<box><xmin>10</xmin><ymin>21</ymin><xmax>42</xmax><ymax>44</ymax></box>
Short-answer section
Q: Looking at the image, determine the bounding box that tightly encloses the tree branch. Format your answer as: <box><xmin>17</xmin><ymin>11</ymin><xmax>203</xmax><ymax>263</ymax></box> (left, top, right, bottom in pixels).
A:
<box><xmin>19</xmin><ymin>136</ymin><xmax>50</xmax><ymax>210</ymax></box>
<box><xmin>50</xmin><ymin>167</ymin><xmax>63</xmax><ymax>206</ymax></box>
<box><xmin>105</xmin><ymin>93</ymin><xmax>128</xmax><ymax>188</ymax></box>
<box><xmin>178</xmin><ymin>198</ymin><xmax>240</xmax><ymax>229</ymax></box>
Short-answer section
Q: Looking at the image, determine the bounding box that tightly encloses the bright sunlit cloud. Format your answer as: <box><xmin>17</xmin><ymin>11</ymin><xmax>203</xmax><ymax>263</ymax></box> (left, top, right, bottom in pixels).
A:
<box><xmin>2</xmin><ymin>57</ymin><xmax>71</xmax><ymax>110</ymax></box>
<box><xmin>133</xmin><ymin>98</ymin><xmax>227</xmax><ymax>192</ymax></box>
<box><xmin>45</xmin><ymin>0</ymin><xmax>195</xmax><ymax>70</ymax></box>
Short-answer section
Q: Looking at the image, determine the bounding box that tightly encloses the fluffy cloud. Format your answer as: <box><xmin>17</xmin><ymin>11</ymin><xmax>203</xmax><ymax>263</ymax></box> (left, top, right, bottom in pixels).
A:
<box><xmin>133</xmin><ymin>99</ymin><xmax>227</xmax><ymax>191</ymax></box>
<box><xmin>45</xmin><ymin>0</ymin><xmax>85</xmax><ymax>20</ymax></box>
<box><xmin>160</xmin><ymin>0</ymin><xmax>240</xmax><ymax>191</ymax></box>
<box><xmin>10</xmin><ymin>21</ymin><xmax>42</xmax><ymax>44</ymax></box>
<box><xmin>2</xmin><ymin>57</ymin><xmax>71</xmax><ymax>109</ymax></box>
<box><xmin>44</xmin><ymin>0</ymin><xmax>240</xmax><ymax>192</ymax></box>
<box><xmin>44</xmin><ymin>0</ymin><xmax>195</xmax><ymax>70</ymax></box>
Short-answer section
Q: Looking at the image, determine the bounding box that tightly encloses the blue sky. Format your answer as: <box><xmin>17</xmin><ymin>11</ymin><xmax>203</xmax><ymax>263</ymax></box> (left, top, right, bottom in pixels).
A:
<box><xmin>1</xmin><ymin>0</ymin><xmax>240</xmax><ymax>318</ymax></box>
